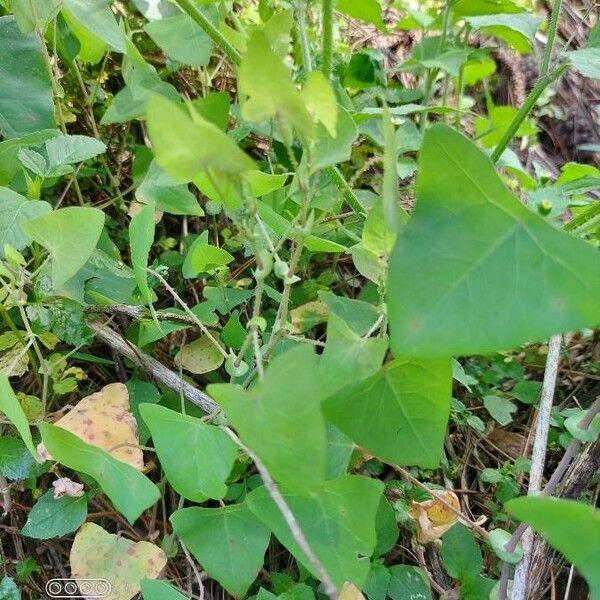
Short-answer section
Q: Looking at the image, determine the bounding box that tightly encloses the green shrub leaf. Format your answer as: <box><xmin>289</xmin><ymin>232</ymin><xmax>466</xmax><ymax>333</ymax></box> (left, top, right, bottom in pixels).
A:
<box><xmin>507</xmin><ymin>497</ymin><xmax>600</xmax><ymax>596</ymax></box>
<box><xmin>140</xmin><ymin>403</ymin><xmax>236</xmax><ymax>501</ymax></box>
<box><xmin>247</xmin><ymin>475</ymin><xmax>383</xmax><ymax>587</ymax></box>
<box><xmin>0</xmin><ymin>16</ymin><xmax>55</xmax><ymax>137</ymax></box>
<box><xmin>22</xmin><ymin>489</ymin><xmax>87</xmax><ymax>539</ymax></box>
<box><xmin>324</xmin><ymin>358</ymin><xmax>451</xmax><ymax>468</ymax></box>
<box><xmin>388</xmin><ymin>124</ymin><xmax>600</xmax><ymax>358</ymax></box>
<box><xmin>209</xmin><ymin>345</ymin><xmax>327</xmax><ymax>493</ymax></box>
<box><xmin>23</xmin><ymin>207</ymin><xmax>105</xmax><ymax>288</ymax></box>
<box><xmin>39</xmin><ymin>423</ymin><xmax>159</xmax><ymax>524</ymax></box>
<box><xmin>171</xmin><ymin>502</ymin><xmax>271</xmax><ymax>597</ymax></box>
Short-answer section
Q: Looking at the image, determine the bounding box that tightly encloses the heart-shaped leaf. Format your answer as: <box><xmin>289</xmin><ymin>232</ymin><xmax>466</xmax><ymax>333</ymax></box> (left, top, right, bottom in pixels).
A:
<box><xmin>23</xmin><ymin>207</ymin><xmax>105</xmax><ymax>288</ymax></box>
<box><xmin>171</xmin><ymin>502</ymin><xmax>271</xmax><ymax>597</ymax></box>
<box><xmin>70</xmin><ymin>523</ymin><xmax>166</xmax><ymax>600</ymax></box>
<box><xmin>140</xmin><ymin>404</ymin><xmax>236</xmax><ymax>501</ymax></box>
<box><xmin>388</xmin><ymin>124</ymin><xmax>600</xmax><ymax>357</ymax></box>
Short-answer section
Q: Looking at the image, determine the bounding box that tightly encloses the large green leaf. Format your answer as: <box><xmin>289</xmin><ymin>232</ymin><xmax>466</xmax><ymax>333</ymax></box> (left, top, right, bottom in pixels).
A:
<box><xmin>0</xmin><ymin>16</ymin><xmax>55</xmax><ymax>138</ymax></box>
<box><xmin>140</xmin><ymin>404</ymin><xmax>237</xmax><ymax>501</ymax></box>
<box><xmin>39</xmin><ymin>423</ymin><xmax>159</xmax><ymax>524</ymax></box>
<box><xmin>208</xmin><ymin>345</ymin><xmax>327</xmax><ymax>493</ymax></box>
<box><xmin>62</xmin><ymin>0</ymin><xmax>126</xmax><ymax>58</ymax></box>
<box><xmin>171</xmin><ymin>502</ymin><xmax>271</xmax><ymax>597</ymax></box>
<box><xmin>0</xmin><ymin>188</ymin><xmax>51</xmax><ymax>258</ymax></box>
<box><xmin>23</xmin><ymin>207</ymin><xmax>105</xmax><ymax>288</ymax></box>
<box><xmin>566</xmin><ymin>48</ymin><xmax>600</xmax><ymax>79</ymax></box>
<box><xmin>11</xmin><ymin>0</ymin><xmax>62</xmax><ymax>33</ymax></box>
<box><xmin>507</xmin><ymin>497</ymin><xmax>600</xmax><ymax>599</ymax></box>
<box><xmin>146</xmin><ymin>95</ymin><xmax>255</xmax><ymax>181</ymax></box>
<box><xmin>323</xmin><ymin>358</ymin><xmax>451</xmax><ymax>468</ymax></box>
<box><xmin>0</xmin><ymin>377</ymin><xmax>37</xmax><ymax>458</ymax></box>
<box><xmin>387</xmin><ymin>124</ymin><xmax>600</xmax><ymax>358</ymax></box>
<box><xmin>337</xmin><ymin>0</ymin><xmax>386</xmax><ymax>31</ymax></box>
<box><xmin>144</xmin><ymin>13</ymin><xmax>213</xmax><ymax>66</ymax></box>
<box><xmin>246</xmin><ymin>475</ymin><xmax>383</xmax><ymax>587</ymax></box>
<box><xmin>140</xmin><ymin>580</ymin><xmax>187</xmax><ymax>600</ymax></box>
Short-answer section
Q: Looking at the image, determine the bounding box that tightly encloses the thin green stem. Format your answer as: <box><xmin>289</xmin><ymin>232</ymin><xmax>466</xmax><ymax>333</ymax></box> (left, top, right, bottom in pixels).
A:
<box><xmin>564</xmin><ymin>200</ymin><xmax>600</xmax><ymax>232</ymax></box>
<box><xmin>327</xmin><ymin>166</ymin><xmax>365</xmax><ymax>215</ymax></box>
<box><xmin>295</xmin><ymin>1</ymin><xmax>312</xmax><ymax>73</ymax></box>
<box><xmin>490</xmin><ymin>64</ymin><xmax>567</xmax><ymax>163</ymax></box>
<box><xmin>540</xmin><ymin>0</ymin><xmax>563</xmax><ymax>78</ymax></box>
<box><xmin>173</xmin><ymin>0</ymin><xmax>241</xmax><ymax>66</ymax></box>
<box><xmin>322</xmin><ymin>0</ymin><xmax>334</xmax><ymax>78</ymax></box>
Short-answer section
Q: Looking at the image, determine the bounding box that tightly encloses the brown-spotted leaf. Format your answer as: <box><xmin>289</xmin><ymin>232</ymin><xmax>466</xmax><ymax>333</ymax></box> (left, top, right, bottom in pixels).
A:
<box><xmin>70</xmin><ymin>523</ymin><xmax>166</xmax><ymax>600</ymax></box>
<box><xmin>410</xmin><ymin>490</ymin><xmax>460</xmax><ymax>543</ymax></box>
<box><xmin>37</xmin><ymin>383</ymin><xmax>143</xmax><ymax>470</ymax></box>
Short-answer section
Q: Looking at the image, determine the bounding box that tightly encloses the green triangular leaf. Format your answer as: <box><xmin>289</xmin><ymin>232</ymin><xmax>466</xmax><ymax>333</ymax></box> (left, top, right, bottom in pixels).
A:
<box><xmin>208</xmin><ymin>345</ymin><xmax>327</xmax><ymax>493</ymax></box>
<box><xmin>323</xmin><ymin>358</ymin><xmax>451</xmax><ymax>468</ymax></box>
<box><xmin>140</xmin><ymin>404</ymin><xmax>236</xmax><ymax>501</ymax></box>
<box><xmin>171</xmin><ymin>502</ymin><xmax>271</xmax><ymax>597</ymax></box>
<box><xmin>388</xmin><ymin>124</ymin><xmax>600</xmax><ymax>357</ymax></box>
<box><xmin>23</xmin><ymin>207</ymin><xmax>105</xmax><ymax>288</ymax></box>
<box><xmin>146</xmin><ymin>95</ymin><xmax>255</xmax><ymax>182</ymax></box>
<box><xmin>246</xmin><ymin>475</ymin><xmax>383</xmax><ymax>588</ymax></box>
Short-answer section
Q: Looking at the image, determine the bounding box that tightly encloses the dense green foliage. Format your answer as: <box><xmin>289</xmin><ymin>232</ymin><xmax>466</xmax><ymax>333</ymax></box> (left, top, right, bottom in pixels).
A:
<box><xmin>0</xmin><ymin>0</ymin><xmax>599</xmax><ymax>599</ymax></box>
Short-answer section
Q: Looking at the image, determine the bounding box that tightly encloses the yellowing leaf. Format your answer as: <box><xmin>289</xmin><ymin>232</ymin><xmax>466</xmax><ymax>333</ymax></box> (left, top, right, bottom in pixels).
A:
<box><xmin>174</xmin><ymin>336</ymin><xmax>224</xmax><ymax>374</ymax></box>
<box><xmin>37</xmin><ymin>383</ymin><xmax>143</xmax><ymax>470</ymax></box>
<box><xmin>290</xmin><ymin>300</ymin><xmax>329</xmax><ymax>334</ymax></box>
<box><xmin>239</xmin><ymin>31</ymin><xmax>313</xmax><ymax>145</ymax></box>
<box><xmin>410</xmin><ymin>490</ymin><xmax>459</xmax><ymax>543</ymax></box>
<box><xmin>146</xmin><ymin>95</ymin><xmax>255</xmax><ymax>182</ymax></box>
<box><xmin>340</xmin><ymin>582</ymin><xmax>366</xmax><ymax>600</ymax></box>
<box><xmin>70</xmin><ymin>523</ymin><xmax>166</xmax><ymax>600</ymax></box>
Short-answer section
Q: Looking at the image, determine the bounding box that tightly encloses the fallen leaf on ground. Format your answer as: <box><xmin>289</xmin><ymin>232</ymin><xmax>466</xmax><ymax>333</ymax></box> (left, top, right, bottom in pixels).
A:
<box><xmin>37</xmin><ymin>383</ymin><xmax>144</xmax><ymax>470</ymax></box>
<box><xmin>53</xmin><ymin>477</ymin><xmax>84</xmax><ymax>499</ymax></box>
<box><xmin>411</xmin><ymin>490</ymin><xmax>460</xmax><ymax>543</ymax></box>
<box><xmin>70</xmin><ymin>522</ymin><xmax>166</xmax><ymax>600</ymax></box>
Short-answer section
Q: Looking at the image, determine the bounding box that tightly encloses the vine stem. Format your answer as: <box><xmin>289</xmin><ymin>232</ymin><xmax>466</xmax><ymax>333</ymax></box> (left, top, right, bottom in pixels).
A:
<box><xmin>295</xmin><ymin>0</ymin><xmax>312</xmax><ymax>72</ymax></box>
<box><xmin>148</xmin><ymin>268</ymin><xmax>229</xmax><ymax>360</ymax></box>
<box><xmin>490</xmin><ymin>64</ymin><xmax>567</xmax><ymax>163</ymax></box>
<box><xmin>511</xmin><ymin>334</ymin><xmax>561</xmax><ymax>600</ymax></box>
<box><xmin>497</xmin><ymin>395</ymin><xmax>600</xmax><ymax>600</ymax></box>
<box><xmin>172</xmin><ymin>0</ymin><xmax>241</xmax><ymax>65</ymax></box>
<box><xmin>87</xmin><ymin>320</ymin><xmax>218</xmax><ymax>414</ymax></box>
<box><xmin>321</xmin><ymin>0</ymin><xmax>334</xmax><ymax>78</ymax></box>
<box><xmin>540</xmin><ymin>0</ymin><xmax>563</xmax><ymax>78</ymax></box>
<box><xmin>222</xmin><ymin>428</ymin><xmax>339</xmax><ymax>600</ymax></box>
